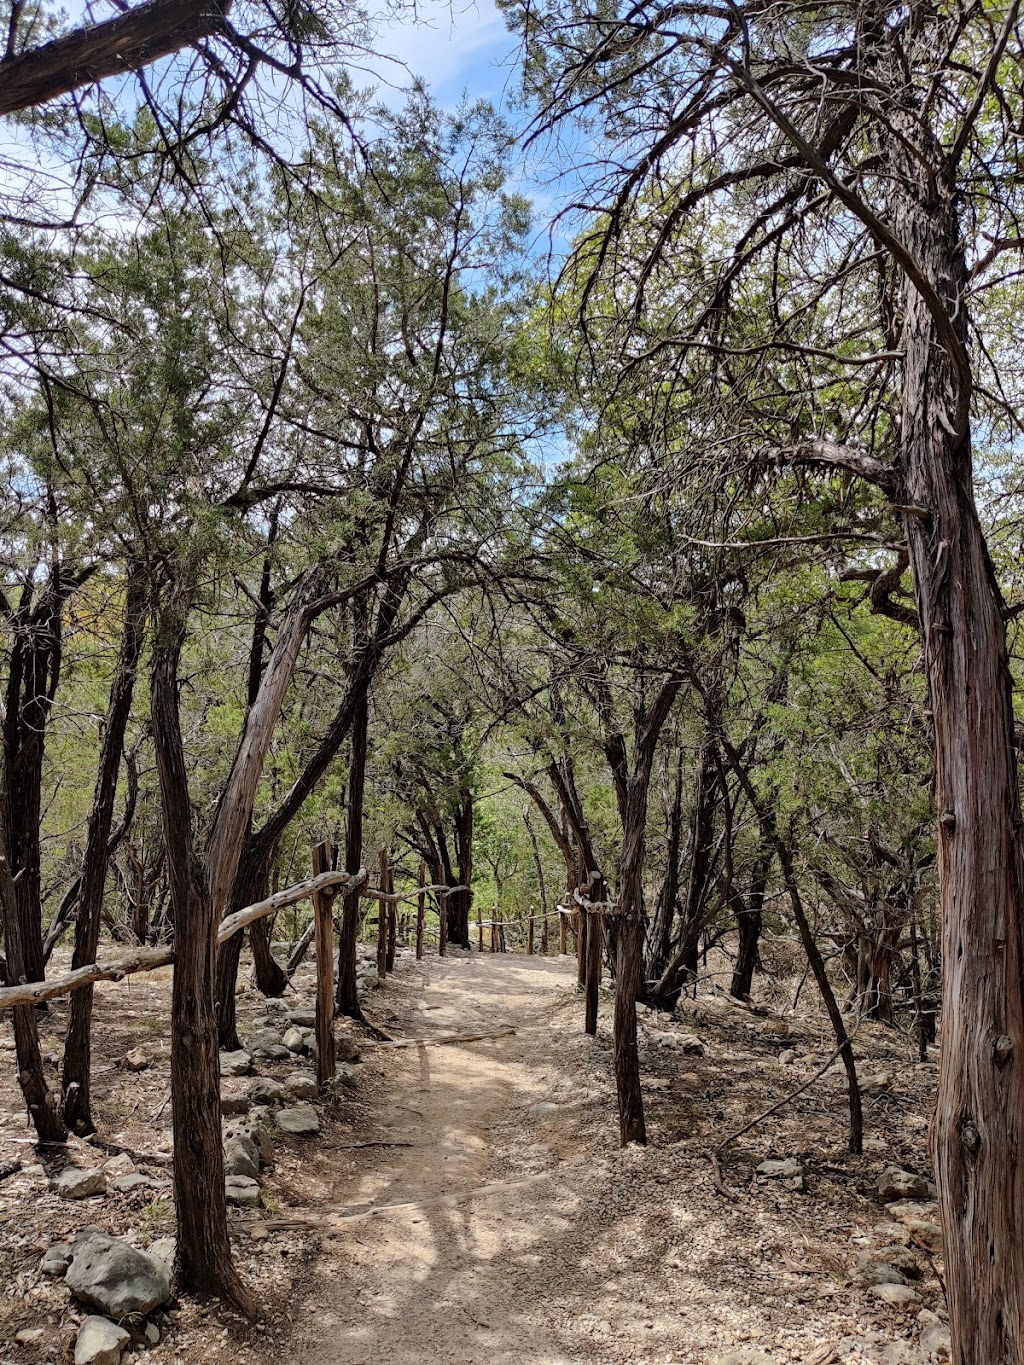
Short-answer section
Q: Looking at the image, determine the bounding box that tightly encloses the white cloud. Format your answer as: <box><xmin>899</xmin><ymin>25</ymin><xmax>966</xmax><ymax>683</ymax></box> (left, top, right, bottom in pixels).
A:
<box><xmin>360</xmin><ymin>0</ymin><xmax>519</xmax><ymax>107</ymax></box>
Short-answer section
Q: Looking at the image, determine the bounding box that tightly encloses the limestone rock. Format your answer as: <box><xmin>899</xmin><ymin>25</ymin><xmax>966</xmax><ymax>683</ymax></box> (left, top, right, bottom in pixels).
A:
<box><xmin>225</xmin><ymin>1175</ymin><xmax>261</xmax><ymax>1206</ymax></box>
<box><xmin>283</xmin><ymin>1072</ymin><xmax>318</xmax><ymax>1100</ymax></box>
<box><xmin>223</xmin><ymin>1135</ymin><xmax>260</xmax><ymax>1180</ymax></box>
<box><xmin>856</xmin><ymin>1256</ymin><xmax>907</xmax><ymax>1287</ymax></box>
<box><xmin>75</xmin><ymin>1315</ymin><xmax>131</xmax><ymax>1365</ymax></box>
<box><xmin>248</xmin><ymin>1077</ymin><xmax>285</xmax><ymax>1107</ymax></box>
<box><xmin>247</xmin><ymin>1029</ymin><xmax>284</xmax><ymax>1053</ymax></box>
<box><xmin>282</xmin><ymin>1026</ymin><xmax>307</xmax><ymax>1053</ymax></box>
<box><xmin>15</xmin><ymin>1328</ymin><xmax>44</xmax><ymax>1345</ymax></box>
<box><xmin>55</xmin><ymin>1167</ymin><xmax>106</xmax><ymax>1199</ymax></box>
<box><xmin>220</xmin><ymin>1093</ymin><xmax>250</xmax><ymax>1117</ymax></box>
<box><xmin>860</xmin><ymin>1071</ymin><xmax>893</xmax><ymax>1095</ymax></box>
<box><xmin>336</xmin><ymin>1063</ymin><xmax>359</xmax><ymax>1088</ymax></box>
<box><xmin>226</xmin><ymin>1116</ymin><xmax>274</xmax><ymax>1165</ymax></box>
<box><xmin>877</xmin><ymin>1244</ymin><xmax>921</xmax><ymax>1278</ymax></box>
<box><xmin>879</xmin><ymin>1167</ymin><xmax>930</xmax><ymax>1202</ymax></box>
<box><xmin>920</xmin><ymin>1319</ymin><xmax>951</xmax><ymax>1360</ymax></box>
<box><xmin>40</xmin><ymin>1241</ymin><xmax>73</xmax><ymax>1275</ymax></box>
<box><xmin>779</xmin><ymin>1049</ymin><xmax>799</xmax><ymax>1066</ymax></box>
<box><xmin>905</xmin><ymin>1217</ymin><xmax>943</xmax><ymax>1253</ymax></box>
<box><xmin>713</xmin><ymin>1350</ymin><xmax>777</xmax><ymax>1365</ymax></box>
<box><xmin>65</xmin><ymin>1233</ymin><xmax>172</xmax><ymax>1316</ymax></box>
<box><xmin>147</xmin><ymin>1237</ymin><xmax>175</xmax><ymax>1265</ymax></box>
<box><xmin>287</xmin><ymin>1008</ymin><xmax>316</xmax><ymax>1027</ymax></box>
<box><xmin>336</xmin><ymin>1036</ymin><xmax>361</xmax><ymax>1064</ymax></box>
<box><xmin>881</xmin><ymin>1344</ymin><xmax>923</xmax><ymax>1365</ymax></box>
<box><xmin>219</xmin><ymin>1049</ymin><xmax>253</xmax><ymax>1077</ymax></box>
<box><xmin>756</xmin><ymin>1157</ymin><xmax>804</xmax><ymax>1190</ymax></box>
<box><xmin>275</xmin><ymin>1103</ymin><xmax>320</xmax><ymax>1136</ymax></box>
<box><xmin>871</xmin><ymin>1283</ymin><xmax>921</xmax><ymax>1309</ymax></box>
<box><xmin>528</xmin><ymin>1101</ymin><xmax>559</xmax><ymax>1117</ymax></box>
<box><xmin>101</xmin><ymin>1153</ymin><xmax>135</xmax><ymax>1176</ymax></box>
<box><xmin>123</xmin><ymin>1048</ymin><xmax>150</xmax><ymax>1072</ymax></box>
<box><xmin>109</xmin><ymin>1172</ymin><xmax>154</xmax><ymax>1194</ymax></box>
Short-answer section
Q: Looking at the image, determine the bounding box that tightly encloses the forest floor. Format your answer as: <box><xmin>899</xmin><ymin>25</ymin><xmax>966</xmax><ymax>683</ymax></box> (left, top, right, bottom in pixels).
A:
<box><xmin>0</xmin><ymin>935</ymin><xmax>947</xmax><ymax>1365</ymax></box>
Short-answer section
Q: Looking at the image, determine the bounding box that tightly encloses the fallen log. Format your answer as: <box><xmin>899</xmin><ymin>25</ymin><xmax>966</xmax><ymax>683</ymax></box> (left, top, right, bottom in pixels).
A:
<box><xmin>363</xmin><ymin>1026</ymin><xmax>516</xmax><ymax>1049</ymax></box>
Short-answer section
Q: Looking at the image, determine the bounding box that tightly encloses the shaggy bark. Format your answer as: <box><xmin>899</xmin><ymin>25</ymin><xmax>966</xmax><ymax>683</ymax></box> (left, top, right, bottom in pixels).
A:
<box><xmin>150</xmin><ymin>586</ymin><xmax>253</xmax><ymax>1312</ymax></box>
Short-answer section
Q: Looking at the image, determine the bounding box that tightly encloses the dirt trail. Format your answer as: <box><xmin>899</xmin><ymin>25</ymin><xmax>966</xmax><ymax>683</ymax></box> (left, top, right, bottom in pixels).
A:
<box><xmin>286</xmin><ymin>951</ymin><xmax>580</xmax><ymax>1365</ymax></box>
<box><xmin>272</xmin><ymin>946</ymin><xmax>948</xmax><ymax>1365</ymax></box>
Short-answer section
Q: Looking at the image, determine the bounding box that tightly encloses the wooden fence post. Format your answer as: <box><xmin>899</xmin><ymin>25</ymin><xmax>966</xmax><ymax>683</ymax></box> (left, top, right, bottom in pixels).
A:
<box><xmin>541</xmin><ymin>912</ymin><xmax>549</xmax><ymax>956</ymax></box>
<box><xmin>558</xmin><ymin>908</ymin><xmax>567</xmax><ymax>955</ymax></box>
<box><xmin>439</xmin><ymin>887</ymin><xmax>448</xmax><ymax>957</ymax></box>
<box><xmin>385</xmin><ymin>852</ymin><xmax>396</xmax><ymax>973</ymax></box>
<box><xmin>416</xmin><ymin>862</ymin><xmax>426</xmax><ymax>961</ymax></box>
<box><xmin>478</xmin><ymin>909</ymin><xmax>484</xmax><ymax>952</ymax></box>
<box><xmin>377</xmin><ymin>849</ymin><xmax>388</xmax><ymax>979</ymax></box>
<box><xmin>312</xmin><ymin>840</ymin><xmax>336</xmax><ymax>1088</ymax></box>
<box><xmin>527</xmin><ymin>915</ymin><xmax>534</xmax><ymax>956</ymax></box>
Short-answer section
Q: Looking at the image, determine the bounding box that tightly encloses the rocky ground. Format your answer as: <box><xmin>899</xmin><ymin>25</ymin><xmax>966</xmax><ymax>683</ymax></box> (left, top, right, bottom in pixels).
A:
<box><xmin>0</xmin><ymin>933</ymin><xmax>949</xmax><ymax>1365</ymax></box>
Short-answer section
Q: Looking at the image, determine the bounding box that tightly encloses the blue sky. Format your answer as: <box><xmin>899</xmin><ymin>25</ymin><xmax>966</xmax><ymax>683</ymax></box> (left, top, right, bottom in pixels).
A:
<box><xmin>369</xmin><ymin>0</ymin><xmax>522</xmax><ymax>111</ymax></box>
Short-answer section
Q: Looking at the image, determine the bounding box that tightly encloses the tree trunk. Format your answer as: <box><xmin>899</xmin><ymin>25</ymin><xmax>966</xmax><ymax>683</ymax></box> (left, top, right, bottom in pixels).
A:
<box><xmin>648</xmin><ymin>751</ymin><xmax>684</xmax><ymax>982</ymax></box>
<box><xmin>585</xmin><ymin>897</ymin><xmax>603</xmax><ymax>1036</ymax></box>
<box><xmin>449</xmin><ymin>798</ymin><xmax>473</xmax><ymax>948</ymax></box>
<box><xmin>4</xmin><ymin>578</ymin><xmax>66</xmax><ymax>987</ymax></box>
<box><xmin>150</xmin><ymin>589</ymin><xmax>253</xmax><ymax>1313</ymax></box>
<box><xmin>62</xmin><ymin>570</ymin><xmax>147</xmax><ymax>1134</ymax></box>
<box><xmin>311</xmin><ymin>841</ymin><xmax>335</xmax><ymax>1088</ymax></box>
<box><xmin>892</xmin><ymin>187</ymin><xmax>1024</xmax><ymax>1362</ymax></box>
<box><xmin>249</xmin><ymin>914</ymin><xmax>288</xmax><ymax>995</ymax></box>
<box><xmin>337</xmin><ymin>691</ymin><xmax>368</xmax><ymax>1019</ymax></box>
<box><xmin>415</xmin><ymin>862</ymin><xmax>426</xmax><ymax>960</ymax></box>
<box><xmin>730</xmin><ymin>846</ymin><xmax>773</xmax><ymax>1000</ymax></box>
<box><xmin>0</xmin><ymin>812</ymin><xmax>65</xmax><ymax>1141</ymax></box>
<box><xmin>612</xmin><ymin>678</ymin><xmax>681</xmax><ymax>1146</ymax></box>
<box><xmin>216</xmin><ymin>852</ymin><xmax>272</xmax><ymax>1050</ymax></box>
